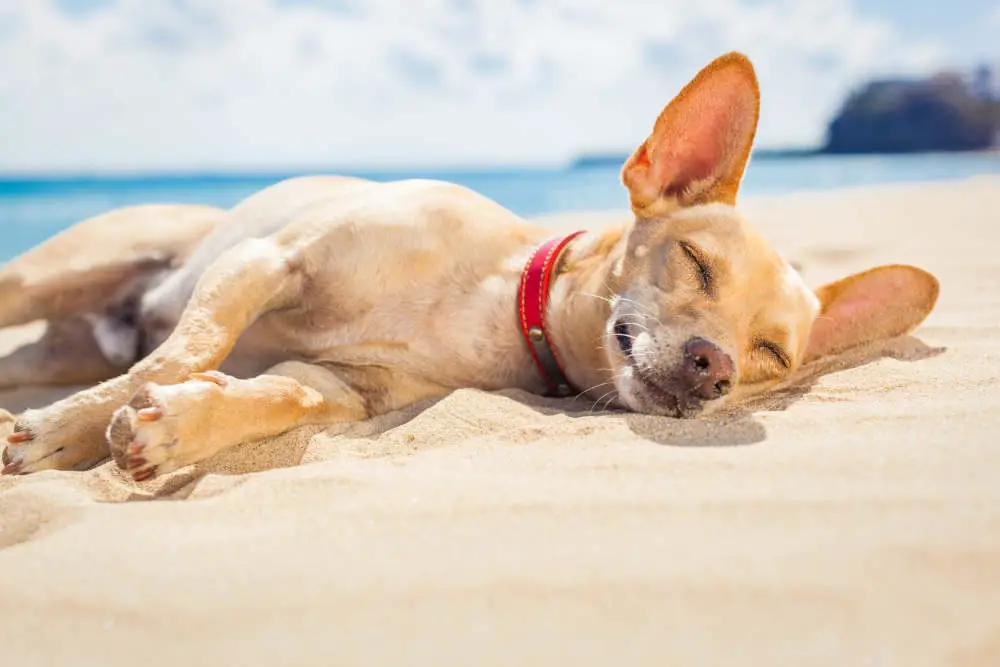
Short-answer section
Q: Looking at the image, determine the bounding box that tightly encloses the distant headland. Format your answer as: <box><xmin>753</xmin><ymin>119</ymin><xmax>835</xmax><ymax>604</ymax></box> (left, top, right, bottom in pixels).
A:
<box><xmin>572</xmin><ymin>63</ymin><xmax>1000</xmax><ymax>167</ymax></box>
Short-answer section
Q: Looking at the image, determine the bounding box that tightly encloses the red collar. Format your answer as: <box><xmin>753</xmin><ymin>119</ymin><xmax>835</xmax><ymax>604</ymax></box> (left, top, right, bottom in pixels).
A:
<box><xmin>517</xmin><ymin>231</ymin><xmax>586</xmax><ymax>397</ymax></box>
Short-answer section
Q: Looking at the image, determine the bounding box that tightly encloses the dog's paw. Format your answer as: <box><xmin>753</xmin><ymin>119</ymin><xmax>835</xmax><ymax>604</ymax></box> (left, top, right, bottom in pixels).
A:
<box><xmin>2</xmin><ymin>409</ymin><xmax>109</xmax><ymax>475</ymax></box>
<box><xmin>107</xmin><ymin>372</ymin><xmax>227</xmax><ymax>482</ymax></box>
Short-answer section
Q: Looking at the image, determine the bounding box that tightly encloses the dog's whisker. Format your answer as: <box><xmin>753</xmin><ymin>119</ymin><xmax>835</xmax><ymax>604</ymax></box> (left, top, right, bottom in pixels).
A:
<box><xmin>614</xmin><ymin>294</ymin><xmax>657</xmax><ymax>318</ymax></box>
<box><xmin>615</xmin><ymin>311</ymin><xmax>650</xmax><ymax>322</ymax></box>
<box><xmin>599</xmin><ymin>391</ymin><xmax>620</xmax><ymax>412</ymax></box>
<box><xmin>578</xmin><ymin>291</ymin><xmax>615</xmax><ymax>306</ymax></box>
<box><xmin>575</xmin><ymin>380</ymin><xmax>617</xmax><ymax>401</ymax></box>
<box><xmin>616</xmin><ymin>318</ymin><xmax>650</xmax><ymax>332</ymax></box>
<box><xmin>590</xmin><ymin>388</ymin><xmax>619</xmax><ymax>415</ymax></box>
<box><xmin>599</xmin><ymin>278</ymin><xmax>620</xmax><ymax>299</ymax></box>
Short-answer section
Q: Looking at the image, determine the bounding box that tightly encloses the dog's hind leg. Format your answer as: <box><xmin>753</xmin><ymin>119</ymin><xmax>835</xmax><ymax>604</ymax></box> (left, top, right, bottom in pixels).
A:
<box><xmin>2</xmin><ymin>238</ymin><xmax>302</xmax><ymax>474</ymax></box>
<box><xmin>0</xmin><ymin>258</ymin><xmax>170</xmax><ymax>330</ymax></box>
<box><xmin>0</xmin><ymin>204</ymin><xmax>221</xmax><ymax>329</ymax></box>
<box><xmin>0</xmin><ymin>316</ymin><xmax>129</xmax><ymax>391</ymax></box>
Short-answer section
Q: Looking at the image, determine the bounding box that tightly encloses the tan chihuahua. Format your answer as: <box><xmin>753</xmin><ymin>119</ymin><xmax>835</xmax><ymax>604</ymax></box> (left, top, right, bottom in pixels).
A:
<box><xmin>0</xmin><ymin>52</ymin><xmax>939</xmax><ymax>480</ymax></box>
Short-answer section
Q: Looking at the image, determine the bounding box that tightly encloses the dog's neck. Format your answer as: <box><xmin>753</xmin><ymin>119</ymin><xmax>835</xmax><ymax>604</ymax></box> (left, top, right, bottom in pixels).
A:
<box><xmin>541</xmin><ymin>224</ymin><xmax>630</xmax><ymax>399</ymax></box>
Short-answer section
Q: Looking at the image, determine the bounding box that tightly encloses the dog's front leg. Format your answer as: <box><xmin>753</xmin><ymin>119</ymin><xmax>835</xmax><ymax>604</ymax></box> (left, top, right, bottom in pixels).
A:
<box><xmin>2</xmin><ymin>239</ymin><xmax>301</xmax><ymax>474</ymax></box>
<box><xmin>104</xmin><ymin>362</ymin><xmax>369</xmax><ymax>481</ymax></box>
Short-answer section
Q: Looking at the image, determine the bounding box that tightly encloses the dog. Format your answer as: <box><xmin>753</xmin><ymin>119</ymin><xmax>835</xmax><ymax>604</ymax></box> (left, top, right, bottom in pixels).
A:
<box><xmin>0</xmin><ymin>52</ymin><xmax>940</xmax><ymax>480</ymax></box>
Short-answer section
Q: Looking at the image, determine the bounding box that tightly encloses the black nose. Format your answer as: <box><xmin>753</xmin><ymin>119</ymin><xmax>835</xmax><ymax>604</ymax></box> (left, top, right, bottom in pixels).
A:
<box><xmin>681</xmin><ymin>337</ymin><xmax>735</xmax><ymax>401</ymax></box>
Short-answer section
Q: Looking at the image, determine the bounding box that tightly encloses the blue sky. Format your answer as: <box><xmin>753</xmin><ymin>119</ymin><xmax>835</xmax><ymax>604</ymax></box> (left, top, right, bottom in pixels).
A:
<box><xmin>861</xmin><ymin>0</ymin><xmax>996</xmax><ymax>64</ymax></box>
<box><xmin>0</xmin><ymin>0</ymin><xmax>995</xmax><ymax>172</ymax></box>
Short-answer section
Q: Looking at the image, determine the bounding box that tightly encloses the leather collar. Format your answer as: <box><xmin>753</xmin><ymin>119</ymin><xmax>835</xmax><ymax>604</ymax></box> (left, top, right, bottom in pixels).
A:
<box><xmin>517</xmin><ymin>231</ymin><xmax>586</xmax><ymax>397</ymax></box>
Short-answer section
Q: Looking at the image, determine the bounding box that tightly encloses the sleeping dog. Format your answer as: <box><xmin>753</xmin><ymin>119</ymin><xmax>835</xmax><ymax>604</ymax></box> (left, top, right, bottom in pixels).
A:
<box><xmin>0</xmin><ymin>52</ymin><xmax>939</xmax><ymax>479</ymax></box>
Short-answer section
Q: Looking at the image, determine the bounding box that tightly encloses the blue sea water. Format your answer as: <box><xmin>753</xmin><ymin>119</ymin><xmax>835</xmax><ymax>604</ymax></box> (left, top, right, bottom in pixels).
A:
<box><xmin>2</xmin><ymin>152</ymin><xmax>999</xmax><ymax>263</ymax></box>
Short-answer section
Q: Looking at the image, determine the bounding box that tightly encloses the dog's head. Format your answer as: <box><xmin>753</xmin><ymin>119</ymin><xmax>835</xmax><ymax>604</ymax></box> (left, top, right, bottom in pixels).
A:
<box><xmin>601</xmin><ymin>52</ymin><xmax>939</xmax><ymax>417</ymax></box>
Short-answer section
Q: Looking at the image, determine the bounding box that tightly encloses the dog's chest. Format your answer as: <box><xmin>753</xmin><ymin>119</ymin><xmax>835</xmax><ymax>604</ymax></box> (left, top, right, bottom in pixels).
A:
<box><xmin>283</xmin><ymin>272</ymin><xmax>542</xmax><ymax>391</ymax></box>
<box><xmin>262</xmin><ymin>219</ymin><xmax>548</xmax><ymax>392</ymax></box>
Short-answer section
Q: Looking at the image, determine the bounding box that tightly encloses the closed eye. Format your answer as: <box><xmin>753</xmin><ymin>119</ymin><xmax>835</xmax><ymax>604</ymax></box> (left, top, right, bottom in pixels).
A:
<box><xmin>679</xmin><ymin>241</ymin><xmax>713</xmax><ymax>294</ymax></box>
<box><xmin>756</xmin><ymin>340</ymin><xmax>790</xmax><ymax>369</ymax></box>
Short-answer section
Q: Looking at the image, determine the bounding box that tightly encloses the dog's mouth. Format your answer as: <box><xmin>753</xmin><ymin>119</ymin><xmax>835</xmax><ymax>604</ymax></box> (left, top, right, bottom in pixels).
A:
<box><xmin>632</xmin><ymin>374</ymin><xmax>683</xmax><ymax>416</ymax></box>
<box><xmin>613</xmin><ymin>319</ymin><xmax>633</xmax><ymax>357</ymax></box>
<box><xmin>609</xmin><ymin>320</ymin><xmax>683</xmax><ymax>417</ymax></box>
<box><xmin>608</xmin><ymin>319</ymin><xmax>713</xmax><ymax>418</ymax></box>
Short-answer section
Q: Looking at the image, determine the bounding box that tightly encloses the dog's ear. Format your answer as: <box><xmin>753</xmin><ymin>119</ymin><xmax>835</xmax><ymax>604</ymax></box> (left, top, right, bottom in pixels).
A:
<box><xmin>622</xmin><ymin>51</ymin><xmax>760</xmax><ymax>218</ymax></box>
<box><xmin>804</xmin><ymin>265</ymin><xmax>940</xmax><ymax>363</ymax></box>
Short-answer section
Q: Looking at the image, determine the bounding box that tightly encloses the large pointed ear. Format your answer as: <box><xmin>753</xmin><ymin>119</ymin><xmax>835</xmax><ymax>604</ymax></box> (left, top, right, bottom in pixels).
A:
<box><xmin>622</xmin><ymin>52</ymin><xmax>760</xmax><ymax>218</ymax></box>
<box><xmin>804</xmin><ymin>265</ymin><xmax>940</xmax><ymax>363</ymax></box>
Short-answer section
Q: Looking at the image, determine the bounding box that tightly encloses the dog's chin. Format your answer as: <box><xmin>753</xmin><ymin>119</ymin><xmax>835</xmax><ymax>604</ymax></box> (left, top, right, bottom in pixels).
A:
<box><xmin>620</xmin><ymin>380</ymin><xmax>682</xmax><ymax>417</ymax></box>
<box><xmin>614</xmin><ymin>365</ymin><xmax>705</xmax><ymax>419</ymax></box>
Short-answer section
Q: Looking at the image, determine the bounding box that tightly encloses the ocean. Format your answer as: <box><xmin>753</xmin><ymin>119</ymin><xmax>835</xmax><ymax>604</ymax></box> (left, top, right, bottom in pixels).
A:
<box><xmin>2</xmin><ymin>151</ymin><xmax>999</xmax><ymax>263</ymax></box>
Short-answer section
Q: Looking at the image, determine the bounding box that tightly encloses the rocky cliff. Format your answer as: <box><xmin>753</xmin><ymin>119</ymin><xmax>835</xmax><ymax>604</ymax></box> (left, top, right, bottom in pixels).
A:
<box><xmin>823</xmin><ymin>72</ymin><xmax>1000</xmax><ymax>154</ymax></box>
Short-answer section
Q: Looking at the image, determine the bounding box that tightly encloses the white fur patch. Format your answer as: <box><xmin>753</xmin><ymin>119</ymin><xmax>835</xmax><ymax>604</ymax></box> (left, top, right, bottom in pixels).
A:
<box><xmin>783</xmin><ymin>263</ymin><xmax>820</xmax><ymax>313</ymax></box>
<box><xmin>84</xmin><ymin>314</ymin><xmax>138</xmax><ymax>367</ymax></box>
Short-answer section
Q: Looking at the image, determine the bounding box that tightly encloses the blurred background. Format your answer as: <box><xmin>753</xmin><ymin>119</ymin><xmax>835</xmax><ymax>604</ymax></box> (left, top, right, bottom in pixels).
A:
<box><xmin>1</xmin><ymin>0</ymin><xmax>998</xmax><ymax>261</ymax></box>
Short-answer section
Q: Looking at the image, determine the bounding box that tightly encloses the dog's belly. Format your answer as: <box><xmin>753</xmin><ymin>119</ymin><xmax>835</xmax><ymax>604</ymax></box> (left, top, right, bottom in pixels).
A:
<box><xmin>138</xmin><ymin>176</ymin><xmax>377</xmax><ymax>336</ymax></box>
<box><xmin>142</xmin><ymin>177</ymin><xmax>552</xmax><ymax>393</ymax></box>
<box><xmin>214</xmin><ymin>178</ymin><xmax>552</xmax><ymax>392</ymax></box>
<box><xmin>255</xmin><ymin>274</ymin><xmax>545</xmax><ymax>394</ymax></box>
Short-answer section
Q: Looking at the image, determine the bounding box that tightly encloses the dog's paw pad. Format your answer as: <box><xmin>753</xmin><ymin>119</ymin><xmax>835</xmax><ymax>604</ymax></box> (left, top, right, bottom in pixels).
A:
<box><xmin>107</xmin><ymin>379</ymin><xmax>223</xmax><ymax>482</ymax></box>
<box><xmin>108</xmin><ymin>386</ymin><xmax>175</xmax><ymax>482</ymax></box>
<box><xmin>4</xmin><ymin>423</ymin><xmax>36</xmax><ymax>471</ymax></box>
<box><xmin>128</xmin><ymin>384</ymin><xmax>158</xmax><ymax>411</ymax></box>
<box><xmin>1</xmin><ymin>440</ymin><xmax>25</xmax><ymax>474</ymax></box>
<box><xmin>3</xmin><ymin>423</ymin><xmax>34</xmax><ymax>474</ymax></box>
<box><xmin>2</xmin><ymin>420</ymin><xmax>68</xmax><ymax>475</ymax></box>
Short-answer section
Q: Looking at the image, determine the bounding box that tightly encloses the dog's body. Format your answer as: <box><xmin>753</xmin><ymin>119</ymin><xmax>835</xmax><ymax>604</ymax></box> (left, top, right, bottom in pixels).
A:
<box><xmin>0</xmin><ymin>204</ymin><xmax>223</xmax><ymax>386</ymax></box>
<box><xmin>1</xmin><ymin>53</ymin><xmax>939</xmax><ymax>479</ymax></box>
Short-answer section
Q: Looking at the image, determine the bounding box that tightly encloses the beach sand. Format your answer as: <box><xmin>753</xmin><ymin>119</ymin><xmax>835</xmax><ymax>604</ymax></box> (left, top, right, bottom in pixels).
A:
<box><xmin>1</xmin><ymin>177</ymin><xmax>999</xmax><ymax>666</ymax></box>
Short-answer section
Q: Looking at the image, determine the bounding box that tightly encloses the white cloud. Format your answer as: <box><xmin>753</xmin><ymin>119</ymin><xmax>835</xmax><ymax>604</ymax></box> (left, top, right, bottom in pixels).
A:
<box><xmin>0</xmin><ymin>0</ymin><xmax>947</xmax><ymax>171</ymax></box>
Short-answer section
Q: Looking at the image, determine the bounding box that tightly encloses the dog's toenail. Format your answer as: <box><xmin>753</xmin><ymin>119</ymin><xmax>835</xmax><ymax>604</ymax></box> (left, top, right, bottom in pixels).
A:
<box><xmin>132</xmin><ymin>468</ymin><xmax>156</xmax><ymax>482</ymax></box>
<box><xmin>137</xmin><ymin>407</ymin><xmax>162</xmax><ymax>422</ymax></box>
<box><xmin>189</xmin><ymin>371</ymin><xmax>228</xmax><ymax>387</ymax></box>
<box><xmin>126</xmin><ymin>457</ymin><xmax>147</xmax><ymax>469</ymax></box>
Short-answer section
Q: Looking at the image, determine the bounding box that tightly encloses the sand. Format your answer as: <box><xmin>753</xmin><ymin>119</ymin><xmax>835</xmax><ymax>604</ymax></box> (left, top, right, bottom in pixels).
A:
<box><xmin>1</xmin><ymin>177</ymin><xmax>999</xmax><ymax>666</ymax></box>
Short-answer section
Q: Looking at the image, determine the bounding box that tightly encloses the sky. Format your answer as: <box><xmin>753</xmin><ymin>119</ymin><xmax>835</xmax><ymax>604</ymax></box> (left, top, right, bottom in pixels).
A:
<box><xmin>0</xmin><ymin>0</ymin><xmax>995</xmax><ymax>172</ymax></box>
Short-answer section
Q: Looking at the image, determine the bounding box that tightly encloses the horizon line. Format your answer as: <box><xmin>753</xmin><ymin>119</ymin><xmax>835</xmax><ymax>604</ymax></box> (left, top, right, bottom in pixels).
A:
<box><xmin>0</xmin><ymin>144</ymin><xmax>828</xmax><ymax>182</ymax></box>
